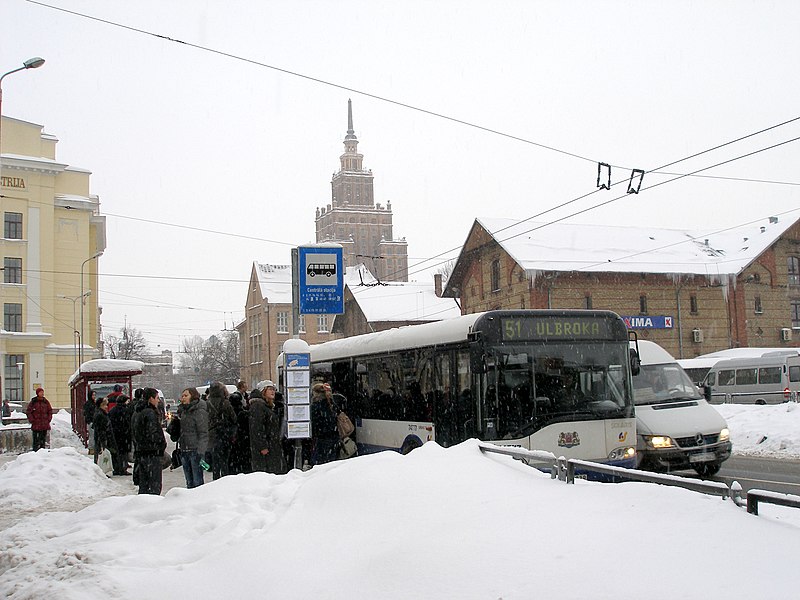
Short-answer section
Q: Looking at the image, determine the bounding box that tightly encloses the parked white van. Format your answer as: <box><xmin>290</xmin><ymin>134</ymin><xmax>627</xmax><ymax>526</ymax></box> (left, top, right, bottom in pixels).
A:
<box><xmin>701</xmin><ymin>352</ymin><xmax>800</xmax><ymax>405</ymax></box>
<box><xmin>630</xmin><ymin>340</ymin><xmax>731</xmax><ymax>476</ymax></box>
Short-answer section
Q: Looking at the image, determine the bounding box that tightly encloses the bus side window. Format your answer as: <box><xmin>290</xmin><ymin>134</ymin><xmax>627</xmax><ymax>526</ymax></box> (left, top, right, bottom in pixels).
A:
<box><xmin>791</xmin><ymin>365</ymin><xmax>800</xmax><ymax>383</ymax></box>
<box><xmin>736</xmin><ymin>368</ymin><xmax>757</xmax><ymax>386</ymax></box>
<box><xmin>718</xmin><ymin>369</ymin><xmax>735</xmax><ymax>386</ymax></box>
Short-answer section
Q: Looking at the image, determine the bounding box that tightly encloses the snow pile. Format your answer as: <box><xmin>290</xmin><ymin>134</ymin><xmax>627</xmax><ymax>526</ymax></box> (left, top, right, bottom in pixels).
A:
<box><xmin>0</xmin><ymin>440</ymin><xmax>798</xmax><ymax>599</ymax></box>
<box><xmin>717</xmin><ymin>403</ymin><xmax>800</xmax><ymax>458</ymax></box>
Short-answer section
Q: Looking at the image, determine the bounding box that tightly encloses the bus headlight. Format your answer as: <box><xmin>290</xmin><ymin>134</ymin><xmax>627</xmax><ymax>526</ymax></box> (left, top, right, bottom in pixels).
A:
<box><xmin>607</xmin><ymin>446</ymin><xmax>636</xmax><ymax>461</ymax></box>
<box><xmin>643</xmin><ymin>435</ymin><xmax>675</xmax><ymax>449</ymax></box>
<box><xmin>719</xmin><ymin>428</ymin><xmax>730</xmax><ymax>442</ymax></box>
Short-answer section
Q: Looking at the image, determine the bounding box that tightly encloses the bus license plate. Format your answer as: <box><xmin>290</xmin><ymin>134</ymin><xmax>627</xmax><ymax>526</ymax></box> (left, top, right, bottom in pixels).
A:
<box><xmin>689</xmin><ymin>452</ymin><xmax>716</xmax><ymax>463</ymax></box>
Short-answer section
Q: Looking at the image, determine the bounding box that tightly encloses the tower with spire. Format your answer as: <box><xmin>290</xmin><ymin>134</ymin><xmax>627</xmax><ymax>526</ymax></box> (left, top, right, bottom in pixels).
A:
<box><xmin>315</xmin><ymin>100</ymin><xmax>408</xmax><ymax>282</ymax></box>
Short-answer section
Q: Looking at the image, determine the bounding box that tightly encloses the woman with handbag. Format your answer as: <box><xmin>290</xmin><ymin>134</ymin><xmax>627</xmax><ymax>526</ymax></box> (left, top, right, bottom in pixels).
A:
<box><xmin>92</xmin><ymin>397</ymin><xmax>116</xmax><ymax>474</ymax></box>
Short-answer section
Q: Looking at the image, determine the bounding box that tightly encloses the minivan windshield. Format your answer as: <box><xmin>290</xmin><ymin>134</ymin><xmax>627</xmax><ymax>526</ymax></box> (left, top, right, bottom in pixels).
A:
<box><xmin>632</xmin><ymin>363</ymin><xmax>702</xmax><ymax>405</ymax></box>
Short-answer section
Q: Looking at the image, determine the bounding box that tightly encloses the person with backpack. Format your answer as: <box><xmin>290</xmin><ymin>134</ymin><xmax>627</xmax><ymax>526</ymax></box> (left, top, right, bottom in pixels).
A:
<box><xmin>205</xmin><ymin>382</ymin><xmax>236</xmax><ymax>480</ymax></box>
<box><xmin>131</xmin><ymin>388</ymin><xmax>167</xmax><ymax>495</ymax></box>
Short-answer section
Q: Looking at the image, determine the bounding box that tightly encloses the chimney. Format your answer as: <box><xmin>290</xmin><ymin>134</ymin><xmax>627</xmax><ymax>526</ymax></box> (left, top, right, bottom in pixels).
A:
<box><xmin>434</xmin><ymin>273</ymin><xmax>443</xmax><ymax>297</ymax></box>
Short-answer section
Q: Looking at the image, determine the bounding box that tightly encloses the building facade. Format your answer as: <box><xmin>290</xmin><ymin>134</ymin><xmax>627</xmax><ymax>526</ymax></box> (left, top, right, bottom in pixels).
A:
<box><xmin>1</xmin><ymin>116</ymin><xmax>106</xmax><ymax>408</ymax></box>
<box><xmin>315</xmin><ymin>100</ymin><xmax>409</xmax><ymax>282</ymax></box>
<box><xmin>443</xmin><ymin>216</ymin><xmax>800</xmax><ymax>359</ymax></box>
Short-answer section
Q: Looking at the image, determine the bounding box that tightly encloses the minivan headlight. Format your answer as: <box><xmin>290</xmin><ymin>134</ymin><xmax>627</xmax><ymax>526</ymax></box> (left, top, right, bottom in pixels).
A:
<box><xmin>643</xmin><ymin>435</ymin><xmax>675</xmax><ymax>449</ymax></box>
<box><xmin>719</xmin><ymin>428</ymin><xmax>730</xmax><ymax>442</ymax></box>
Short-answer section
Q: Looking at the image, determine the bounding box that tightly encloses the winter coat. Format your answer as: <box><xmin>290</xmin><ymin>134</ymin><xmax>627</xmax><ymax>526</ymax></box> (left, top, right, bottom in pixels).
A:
<box><xmin>249</xmin><ymin>397</ymin><xmax>285</xmax><ymax>473</ymax></box>
<box><xmin>131</xmin><ymin>402</ymin><xmax>167</xmax><ymax>458</ymax></box>
<box><xmin>93</xmin><ymin>409</ymin><xmax>116</xmax><ymax>453</ymax></box>
<box><xmin>177</xmin><ymin>398</ymin><xmax>209</xmax><ymax>455</ymax></box>
<box><xmin>83</xmin><ymin>397</ymin><xmax>95</xmax><ymax>425</ymax></box>
<box><xmin>311</xmin><ymin>393</ymin><xmax>338</xmax><ymax>441</ymax></box>
<box><xmin>206</xmin><ymin>390</ymin><xmax>236</xmax><ymax>450</ymax></box>
<box><xmin>26</xmin><ymin>396</ymin><xmax>53</xmax><ymax>432</ymax></box>
<box><xmin>109</xmin><ymin>402</ymin><xmax>132</xmax><ymax>453</ymax></box>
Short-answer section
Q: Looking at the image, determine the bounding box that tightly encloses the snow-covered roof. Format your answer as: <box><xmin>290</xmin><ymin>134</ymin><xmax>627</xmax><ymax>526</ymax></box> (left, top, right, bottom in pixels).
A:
<box><xmin>347</xmin><ymin>276</ymin><xmax>461</xmax><ymax>323</ymax></box>
<box><xmin>475</xmin><ymin>214</ymin><xmax>798</xmax><ymax>277</ymax></box>
<box><xmin>68</xmin><ymin>359</ymin><xmax>144</xmax><ymax>385</ymax></box>
<box><xmin>254</xmin><ymin>263</ymin><xmax>293</xmax><ymax>304</ymax></box>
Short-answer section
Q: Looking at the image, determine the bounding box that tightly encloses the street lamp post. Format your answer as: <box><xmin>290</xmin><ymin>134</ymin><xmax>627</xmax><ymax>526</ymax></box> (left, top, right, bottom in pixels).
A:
<box><xmin>80</xmin><ymin>252</ymin><xmax>103</xmax><ymax>366</ymax></box>
<box><xmin>58</xmin><ymin>291</ymin><xmax>90</xmax><ymax>371</ymax></box>
<box><xmin>0</xmin><ymin>57</ymin><xmax>45</xmax><ymax>188</ymax></box>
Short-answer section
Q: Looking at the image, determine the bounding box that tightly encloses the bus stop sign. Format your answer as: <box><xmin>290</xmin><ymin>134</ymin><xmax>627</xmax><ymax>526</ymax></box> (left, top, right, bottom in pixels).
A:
<box><xmin>298</xmin><ymin>245</ymin><xmax>344</xmax><ymax>315</ymax></box>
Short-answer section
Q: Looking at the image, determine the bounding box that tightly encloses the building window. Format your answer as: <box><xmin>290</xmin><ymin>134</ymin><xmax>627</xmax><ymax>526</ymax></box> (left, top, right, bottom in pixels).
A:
<box><xmin>789</xmin><ymin>257</ymin><xmax>800</xmax><ymax>287</ymax></box>
<box><xmin>689</xmin><ymin>295</ymin><xmax>698</xmax><ymax>315</ymax></box>
<box><xmin>298</xmin><ymin>315</ymin><xmax>306</xmax><ymax>334</ymax></box>
<box><xmin>4</xmin><ymin>212</ymin><xmax>23</xmax><ymax>239</ymax></box>
<box><xmin>754</xmin><ymin>295</ymin><xmax>763</xmax><ymax>314</ymax></box>
<box><xmin>639</xmin><ymin>295</ymin><xmax>648</xmax><ymax>315</ymax></box>
<box><xmin>317</xmin><ymin>314</ymin><xmax>329</xmax><ymax>333</ymax></box>
<box><xmin>4</xmin><ymin>354</ymin><xmax>24</xmax><ymax>401</ymax></box>
<box><xmin>792</xmin><ymin>301</ymin><xmax>800</xmax><ymax>329</ymax></box>
<box><xmin>584</xmin><ymin>295</ymin><xmax>592</xmax><ymax>309</ymax></box>
<box><xmin>4</xmin><ymin>303</ymin><xmax>22</xmax><ymax>332</ymax></box>
<box><xmin>276</xmin><ymin>311</ymin><xmax>289</xmax><ymax>333</ymax></box>
<box><xmin>490</xmin><ymin>259</ymin><xmax>501</xmax><ymax>292</ymax></box>
<box><xmin>4</xmin><ymin>257</ymin><xmax>22</xmax><ymax>284</ymax></box>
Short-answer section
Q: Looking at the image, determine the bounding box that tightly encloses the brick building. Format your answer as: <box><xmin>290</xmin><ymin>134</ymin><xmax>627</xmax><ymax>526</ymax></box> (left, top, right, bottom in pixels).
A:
<box><xmin>442</xmin><ymin>216</ymin><xmax>800</xmax><ymax>359</ymax></box>
<box><xmin>315</xmin><ymin>100</ymin><xmax>408</xmax><ymax>282</ymax></box>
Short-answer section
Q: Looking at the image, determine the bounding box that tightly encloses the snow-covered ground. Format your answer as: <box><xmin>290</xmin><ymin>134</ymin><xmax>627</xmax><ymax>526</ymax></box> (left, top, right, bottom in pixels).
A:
<box><xmin>0</xmin><ymin>406</ymin><xmax>798</xmax><ymax>599</ymax></box>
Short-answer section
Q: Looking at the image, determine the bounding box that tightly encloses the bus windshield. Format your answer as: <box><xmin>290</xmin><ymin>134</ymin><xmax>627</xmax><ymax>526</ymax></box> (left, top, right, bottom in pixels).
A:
<box><xmin>484</xmin><ymin>341</ymin><xmax>633</xmax><ymax>439</ymax></box>
<box><xmin>632</xmin><ymin>363</ymin><xmax>702</xmax><ymax>405</ymax></box>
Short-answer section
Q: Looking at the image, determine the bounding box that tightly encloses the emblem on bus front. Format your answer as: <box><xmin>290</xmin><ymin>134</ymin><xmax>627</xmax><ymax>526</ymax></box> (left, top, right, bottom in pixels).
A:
<box><xmin>558</xmin><ymin>431</ymin><xmax>581</xmax><ymax>448</ymax></box>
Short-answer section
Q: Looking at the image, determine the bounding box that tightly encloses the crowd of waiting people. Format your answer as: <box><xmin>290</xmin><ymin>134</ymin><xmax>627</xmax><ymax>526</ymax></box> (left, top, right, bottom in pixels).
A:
<box><xmin>80</xmin><ymin>379</ymin><xmax>355</xmax><ymax>495</ymax></box>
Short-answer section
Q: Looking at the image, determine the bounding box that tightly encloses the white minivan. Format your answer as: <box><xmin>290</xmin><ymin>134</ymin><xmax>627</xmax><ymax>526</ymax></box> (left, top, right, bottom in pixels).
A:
<box><xmin>630</xmin><ymin>340</ymin><xmax>731</xmax><ymax>476</ymax></box>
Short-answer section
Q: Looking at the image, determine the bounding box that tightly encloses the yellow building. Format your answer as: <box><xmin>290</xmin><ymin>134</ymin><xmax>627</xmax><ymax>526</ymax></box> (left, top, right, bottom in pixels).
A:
<box><xmin>1</xmin><ymin>116</ymin><xmax>106</xmax><ymax>408</ymax></box>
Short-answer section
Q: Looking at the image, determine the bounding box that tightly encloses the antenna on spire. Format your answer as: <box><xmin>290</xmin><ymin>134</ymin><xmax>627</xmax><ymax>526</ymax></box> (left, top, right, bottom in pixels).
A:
<box><xmin>345</xmin><ymin>99</ymin><xmax>358</xmax><ymax>141</ymax></box>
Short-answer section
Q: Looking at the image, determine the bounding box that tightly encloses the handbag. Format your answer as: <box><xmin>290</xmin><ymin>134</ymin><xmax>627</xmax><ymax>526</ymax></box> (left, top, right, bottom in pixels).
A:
<box><xmin>338</xmin><ymin>436</ymin><xmax>357</xmax><ymax>460</ymax></box>
<box><xmin>336</xmin><ymin>410</ymin><xmax>355</xmax><ymax>439</ymax></box>
<box><xmin>98</xmin><ymin>448</ymin><xmax>113</xmax><ymax>475</ymax></box>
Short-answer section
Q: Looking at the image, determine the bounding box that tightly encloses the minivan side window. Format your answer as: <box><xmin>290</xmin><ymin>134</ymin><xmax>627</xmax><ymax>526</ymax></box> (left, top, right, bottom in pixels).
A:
<box><xmin>758</xmin><ymin>367</ymin><xmax>782</xmax><ymax>385</ymax></box>
<box><xmin>718</xmin><ymin>369</ymin><xmax>735</xmax><ymax>386</ymax></box>
<box><xmin>790</xmin><ymin>365</ymin><xmax>800</xmax><ymax>383</ymax></box>
<box><xmin>735</xmin><ymin>368</ymin><xmax>757</xmax><ymax>385</ymax></box>
<box><xmin>704</xmin><ymin>372</ymin><xmax>716</xmax><ymax>386</ymax></box>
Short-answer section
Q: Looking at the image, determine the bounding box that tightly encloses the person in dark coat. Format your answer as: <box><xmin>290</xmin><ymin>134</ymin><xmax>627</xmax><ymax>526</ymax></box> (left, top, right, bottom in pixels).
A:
<box><xmin>93</xmin><ymin>396</ymin><xmax>116</xmax><ymax>465</ymax></box>
<box><xmin>228</xmin><ymin>392</ymin><xmax>251</xmax><ymax>475</ymax></box>
<box><xmin>26</xmin><ymin>388</ymin><xmax>53</xmax><ymax>452</ymax></box>
<box><xmin>249</xmin><ymin>382</ymin><xmax>285</xmax><ymax>474</ymax></box>
<box><xmin>131</xmin><ymin>387</ymin><xmax>167</xmax><ymax>495</ymax></box>
<box><xmin>177</xmin><ymin>387</ymin><xmax>209</xmax><ymax>489</ymax></box>
<box><xmin>205</xmin><ymin>382</ymin><xmax>236</xmax><ymax>480</ymax></box>
<box><xmin>310</xmin><ymin>383</ymin><xmax>338</xmax><ymax>465</ymax></box>
<box><xmin>109</xmin><ymin>396</ymin><xmax>132</xmax><ymax>475</ymax></box>
<box><xmin>83</xmin><ymin>390</ymin><xmax>97</xmax><ymax>454</ymax></box>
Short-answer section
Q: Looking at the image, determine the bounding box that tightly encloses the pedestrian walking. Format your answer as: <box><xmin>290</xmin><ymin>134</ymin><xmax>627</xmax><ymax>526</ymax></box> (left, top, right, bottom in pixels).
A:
<box><xmin>26</xmin><ymin>388</ymin><xmax>53</xmax><ymax>452</ymax></box>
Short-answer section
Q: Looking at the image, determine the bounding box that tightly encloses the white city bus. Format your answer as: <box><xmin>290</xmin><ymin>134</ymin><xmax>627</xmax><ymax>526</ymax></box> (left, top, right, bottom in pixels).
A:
<box><xmin>278</xmin><ymin>310</ymin><xmax>638</xmax><ymax>475</ymax></box>
<box><xmin>702</xmin><ymin>352</ymin><xmax>800</xmax><ymax>405</ymax></box>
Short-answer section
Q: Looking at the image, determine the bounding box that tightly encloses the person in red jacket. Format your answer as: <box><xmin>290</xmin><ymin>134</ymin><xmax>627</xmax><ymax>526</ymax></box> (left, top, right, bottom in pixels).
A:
<box><xmin>26</xmin><ymin>387</ymin><xmax>53</xmax><ymax>452</ymax></box>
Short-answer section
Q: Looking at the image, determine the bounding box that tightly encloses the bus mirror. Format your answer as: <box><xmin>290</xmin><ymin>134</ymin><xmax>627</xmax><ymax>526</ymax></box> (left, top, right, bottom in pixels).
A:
<box><xmin>629</xmin><ymin>350</ymin><xmax>641</xmax><ymax>376</ymax></box>
<box><xmin>703</xmin><ymin>384</ymin><xmax>712</xmax><ymax>402</ymax></box>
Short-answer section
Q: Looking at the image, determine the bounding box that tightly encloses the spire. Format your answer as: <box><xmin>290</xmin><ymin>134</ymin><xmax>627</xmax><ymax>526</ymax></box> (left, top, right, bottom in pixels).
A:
<box><xmin>345</xmin><ymin>98</ymin><xmax>357</xmax><ymax>141</ymax></box>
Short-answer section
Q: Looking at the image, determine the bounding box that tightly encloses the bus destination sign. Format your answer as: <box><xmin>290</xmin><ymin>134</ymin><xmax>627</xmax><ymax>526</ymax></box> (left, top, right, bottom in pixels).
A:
<box><xmin>501</xmin><ymin>316</ymin><xmax>615</xmax><ymax>341</ymax></box>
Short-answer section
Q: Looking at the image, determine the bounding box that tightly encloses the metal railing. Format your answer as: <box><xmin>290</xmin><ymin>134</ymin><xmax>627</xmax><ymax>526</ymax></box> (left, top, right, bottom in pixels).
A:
<box><xmin>745</xmin><ymin>489</ymin><xmax>800</xmax><ymax>515</ymax></box>
<box><xmin>477</xmin><ymin>442</ymin><xmax>798</xmax><ymax>515</ymax></box>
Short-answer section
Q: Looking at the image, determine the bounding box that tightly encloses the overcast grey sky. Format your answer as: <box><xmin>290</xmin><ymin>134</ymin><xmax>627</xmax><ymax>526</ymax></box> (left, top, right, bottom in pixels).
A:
<box><xmin>2</xmin><ymin>0</ymin><xmax>799</xmax><ymax>352</ymax></box>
